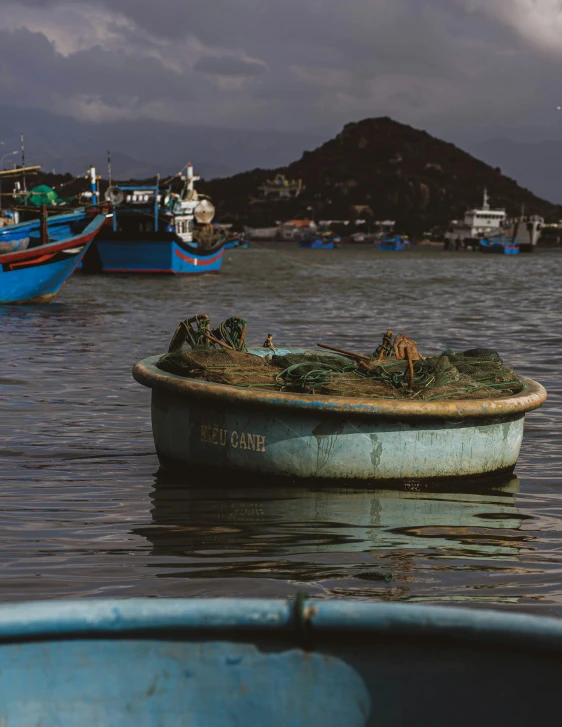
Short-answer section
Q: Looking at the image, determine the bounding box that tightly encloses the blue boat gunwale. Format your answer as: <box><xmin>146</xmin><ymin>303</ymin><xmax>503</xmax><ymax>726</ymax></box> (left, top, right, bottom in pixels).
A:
<box><xmin>2</xmin><ymin>599</ymin><xmax>562</xmax><ymax>656</ymax></box>
<box><xmin>0</xmin><ymin>208</ymin><xmax>89</xmax><ymax>236</ymax></box>
<box><xmin>133</xmin><ymin>353</ymin><xmax>546</xmax><ymax>420</ymax></box>
<box><xmin>0</xmin><ymin>212</ymin><xmax>108</xmax><ymax>264</ymax></box>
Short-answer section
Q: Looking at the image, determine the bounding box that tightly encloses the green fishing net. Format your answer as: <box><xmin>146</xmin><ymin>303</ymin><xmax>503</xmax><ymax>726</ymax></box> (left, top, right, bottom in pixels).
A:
<box><xmin>157</xmin><ymin>348</ymin><xmax>279</xmax><ymax>389</ymax></box>
<box><xmin>156</xmin><ymin>315</ymin><xmax>524</xmax><ymax>401</ymax></box>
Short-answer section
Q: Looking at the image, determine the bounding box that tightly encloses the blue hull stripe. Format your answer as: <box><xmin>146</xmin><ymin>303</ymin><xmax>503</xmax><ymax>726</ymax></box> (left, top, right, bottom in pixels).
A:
<box><xmin>96</xmin><ymin>240</ymin><xmax>224</xmax><ymax>274</ymax></box>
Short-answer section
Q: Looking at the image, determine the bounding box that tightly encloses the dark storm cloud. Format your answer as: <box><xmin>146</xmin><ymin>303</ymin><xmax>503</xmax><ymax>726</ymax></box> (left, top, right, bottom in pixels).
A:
<box><xmin>1</xmin><ymin>0</ymin><xmax>562</xmax><ymax>138</ymax></box>
<box><xmin>194</xmin><ymin>56</ymin><xmax>267</xmax><ymax>77</ymax></box>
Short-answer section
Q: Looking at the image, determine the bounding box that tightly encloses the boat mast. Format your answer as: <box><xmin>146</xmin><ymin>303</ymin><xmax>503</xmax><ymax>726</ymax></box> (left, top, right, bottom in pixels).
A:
<box><xmin>155</xmin><ymin>173</ymin><xmax>160</xmax><ymax>232</ymax></box>
<box><xmin>89</xmin><ymin>165</ymin><xmax>98</xmax><ymax>206</ymax></box>
<box><xmin>184</xmin><ymin>163</ymin><xmax>200</xmax><ymax>243</ymax></box>
<box><xmin>20</xmin><ymin>134</ymin><xmax>26</xmax><ymax>206</ymax></box>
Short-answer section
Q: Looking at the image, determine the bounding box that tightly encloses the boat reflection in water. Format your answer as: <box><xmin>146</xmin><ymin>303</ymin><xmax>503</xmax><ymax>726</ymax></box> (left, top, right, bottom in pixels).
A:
<box><xmin>133</xmin><ymin>474</ymin><xmax>533</xmax><ymax>600</ymax></box>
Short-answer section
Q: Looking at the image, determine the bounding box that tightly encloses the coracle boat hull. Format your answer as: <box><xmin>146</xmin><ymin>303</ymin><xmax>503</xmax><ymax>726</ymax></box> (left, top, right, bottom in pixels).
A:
<box><xmin>0</xmin><ymin>598</ymin><xmax>562</xmax><ymax>726</ymax></box>
<box><xmin>133</xmin><ymin>349</ymin><xmax>546</xmax><ymax>482</ymax></box>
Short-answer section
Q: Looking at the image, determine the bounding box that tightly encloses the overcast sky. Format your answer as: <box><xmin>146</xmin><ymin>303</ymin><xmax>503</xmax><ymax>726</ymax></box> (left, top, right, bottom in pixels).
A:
<box><xmin>1</xmin><ymin>0</ymin><xmax>562</xmax><ymax>141</ymax></box>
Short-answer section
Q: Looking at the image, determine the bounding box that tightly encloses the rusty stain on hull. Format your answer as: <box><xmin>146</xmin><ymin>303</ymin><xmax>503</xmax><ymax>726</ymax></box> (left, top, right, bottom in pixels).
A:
<box><xmin>9</xmin><ymin>292</ymin><xmax>57</xmax><ymax>305</ymax></box>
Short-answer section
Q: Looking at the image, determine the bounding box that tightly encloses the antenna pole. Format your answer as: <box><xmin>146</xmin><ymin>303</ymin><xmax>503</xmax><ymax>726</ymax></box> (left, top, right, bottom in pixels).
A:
<box><xmin>107</xmin><ymin>150</ymin><xmax>112</xmax><ymax>189</ymax></box>
<box><xmin>20</xmin><ymin>133</ymin><xmax>27</xmax><ymax>204</ymax></box>
<box><xmin>155</xmin><ymin>173</ymin><xmax>160</xmax><ymax>232</ymax></box>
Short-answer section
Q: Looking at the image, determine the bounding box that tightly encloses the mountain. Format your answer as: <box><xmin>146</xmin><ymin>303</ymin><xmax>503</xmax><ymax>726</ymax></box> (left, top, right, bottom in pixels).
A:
<box><xmin>0</xmin><ymin>105</ymin><xmax>324</xmax><ymax>179</ymax></box>
<box><xmin>469</xmin><ymin>138</ymin><xmax>562</xmax><ymax>205</ymax></box>
<box><xmin>200</xmin><ymin>117</ymin><xmax>560</xmax><ymax>234</ymax></box>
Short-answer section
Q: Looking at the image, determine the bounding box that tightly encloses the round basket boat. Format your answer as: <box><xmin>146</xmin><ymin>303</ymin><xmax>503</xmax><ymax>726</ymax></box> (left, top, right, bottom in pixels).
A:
<box><xmin>133</xmin><ymin>347</ymin><xmax>547</xmax><ymax>483</ymax></box>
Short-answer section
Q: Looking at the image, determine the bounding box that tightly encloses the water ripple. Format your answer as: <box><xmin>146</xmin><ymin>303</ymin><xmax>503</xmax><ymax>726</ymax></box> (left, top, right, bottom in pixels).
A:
<box><xmin>0</xmin><ymin>247</ymin><xmax>561</xmax><ymax>611</ymax></box>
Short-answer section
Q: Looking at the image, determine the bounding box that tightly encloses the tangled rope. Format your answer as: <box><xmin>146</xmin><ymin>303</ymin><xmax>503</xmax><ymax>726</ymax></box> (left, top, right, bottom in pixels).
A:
<box><xmin>160</xmin><ymin>315</ymin><xmax>524</xmax><ymax>402</ymax></box>
<box><xmin>168</xmin><ymin>314</ymin><xmax>247</xmax><ymax>353</ymax></box>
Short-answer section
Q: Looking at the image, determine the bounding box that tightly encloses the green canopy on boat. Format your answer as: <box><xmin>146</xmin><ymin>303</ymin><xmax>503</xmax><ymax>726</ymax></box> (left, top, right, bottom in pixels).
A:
<box><xmin>17</xmin><ymin>185</ymin><xmax>76</xmax><ymax>207</ymax></box>
<box><xmin>25</xmin><ymin>185</ymin><xmax>63</xmax><ymax>207</ymax></box>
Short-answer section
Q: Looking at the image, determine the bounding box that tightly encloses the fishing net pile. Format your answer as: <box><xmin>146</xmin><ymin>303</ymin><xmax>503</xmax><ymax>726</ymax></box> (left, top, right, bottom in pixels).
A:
<box><xmin>156</xmin><ymin>314</ymin><xmax>524</xmax><ymax>402</ymax></box>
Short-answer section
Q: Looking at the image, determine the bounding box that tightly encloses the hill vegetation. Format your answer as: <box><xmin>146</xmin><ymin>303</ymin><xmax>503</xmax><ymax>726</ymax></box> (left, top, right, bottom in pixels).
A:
<box><xmin>199</xmin><ymin>117</ymin><xmax>560</xmax><ymax>235</ymax></box>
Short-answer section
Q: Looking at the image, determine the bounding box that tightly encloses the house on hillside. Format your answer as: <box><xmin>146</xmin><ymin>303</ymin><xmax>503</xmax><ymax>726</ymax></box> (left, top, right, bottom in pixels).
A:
<box><xmin>372</xmin><ymin>220</ymin><xmax>396</xmax><ymax>236</ymax></box>
<box><xmin>258</xmin><ymin>174</ymin><xmax>303</xmax><ymax>200</ymax></box>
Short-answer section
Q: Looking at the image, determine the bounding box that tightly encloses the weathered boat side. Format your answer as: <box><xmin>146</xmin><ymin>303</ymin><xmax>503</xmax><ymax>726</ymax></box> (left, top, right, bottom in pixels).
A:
<box><xmin>0</xmin><ymin>212</ymin><xmax>107</xmax><ymax>305</ymax></box>
<box><xmin>95</xmin><ymin>238</ymin><xmax>224</xmax><ymax>274</ymax></box>
<box><xmin>133</xmin><ymin>351</ymin><xmax>546</xmax><ymax>481</ymax></box>
<box><xmin>0</xmin><ymin>598</ymin><xmax>561</xmax><ymax>726</ymax></box>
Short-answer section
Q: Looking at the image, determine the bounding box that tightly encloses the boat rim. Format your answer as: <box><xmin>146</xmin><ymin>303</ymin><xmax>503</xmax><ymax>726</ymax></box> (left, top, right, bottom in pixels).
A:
<box><xmin>0</xmin><ymin>599</ymin><xmax>562</xmax><ymax>655</ymax></box>
<box><xmin>133</xmin><ymin>354</ymin><xmax>546</xmax><ymax>419</ymax></box>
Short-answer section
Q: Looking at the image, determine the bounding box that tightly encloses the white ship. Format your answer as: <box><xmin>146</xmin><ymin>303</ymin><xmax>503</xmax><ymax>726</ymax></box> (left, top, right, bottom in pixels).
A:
<box><xmin>444</xmin><ymin>189</ymin><xmax>543</xmax><ymax>252</ymax></box>
<box><xmin>509</xmin><ymin>214</ymin><xmax>543</xmax><ymax>253</ymax></box>
<box><xmin>444</xmin><ymin>189</ymin><xmax>506</xmax><ymax>250</ymax></box>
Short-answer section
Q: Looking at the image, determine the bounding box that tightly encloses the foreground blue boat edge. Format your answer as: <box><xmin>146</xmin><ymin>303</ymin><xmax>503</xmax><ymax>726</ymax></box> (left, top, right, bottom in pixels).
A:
<box><xmin>2</xmin><ymin>598</ymin><xmax>562</xmax><ymax>649</ymax></box>
<box><xmin>0</xmin><ymin>598</ymin><xmax>561</xmax><ymax>726</ymax></box>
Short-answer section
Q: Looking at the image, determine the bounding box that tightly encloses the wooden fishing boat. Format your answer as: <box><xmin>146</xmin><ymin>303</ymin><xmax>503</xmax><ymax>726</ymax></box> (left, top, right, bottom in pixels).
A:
<box><xmin>84</xmin><ymin>164</ymin><xmax>225</xmax><ymax>275</ymax></box>
<box><xmin>0</xmin><ymin>209</ymin><xmax>106</xmax><ymax>305</ymax></box>
<box><xmin>133</xmin><ymin>346</ymin><xmax>546</xmax><ymax>482</ymax></box>
<box><xmin>1</xmin><ymin>597</ymin><xmax>562</xmax><ymax>726</ymax></box>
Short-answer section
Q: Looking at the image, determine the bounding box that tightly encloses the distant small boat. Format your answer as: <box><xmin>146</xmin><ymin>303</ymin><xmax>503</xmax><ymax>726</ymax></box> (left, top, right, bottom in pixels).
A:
<box><xmin>379</xmin><ymin>234</ymin><xmax>407</xmax><ymax>251</ymax></box>
<box><xmin>299</xmin><ymin>233</ymin><xmax>338</xmax><ymax>249</ymax></box>
<box><xmin>1</xmin><ymin>597</ymin><xmax>562</xmax><ymax>726</ymax></box>
<box><xmin>224</xmin><ymin>235</ymin><xmax>249</xmax><ymax>249</ymax></box>
<box><xmin>479</xmin><ymin>236</ymin><xmax>519</xmax><ymax>255</ymax></box>
<box><xmin>0</xmin><ymin>209</ymin><xmax>106</xmax><ymax>305</ymax></box>
<box><xmin>299</xmin><ymin>239</ymin><xmax>335</xmax><ymax>249</ymax></box>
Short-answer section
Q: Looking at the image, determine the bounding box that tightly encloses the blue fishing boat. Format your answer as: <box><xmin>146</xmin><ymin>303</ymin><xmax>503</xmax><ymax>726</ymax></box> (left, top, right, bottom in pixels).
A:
<box><xmin>83</xmin><ymin>164</ymin><xmax>225</xmax><ymax>274</ymax></box>
<box><xmin>224</xmin><ymin>234</ymin><xmax>249</xmax><ymax>249</ymax></box>
<box><xmin>299</xmin><ymin>234</ymin><xmax>337</xmax><ymax>249</ymax></box>
<box><xmin>299</xmin><ymin>239</ymin><xmax>335</xmax><ymax>249</ymax></box>
<box><xmin>0</xmin><ymin>209</ymin><xmax>106</xmax><ymax>305</ymax></box>
<box><xmin>379</xmin><ymin>234</ymin><xmax>407</xmax><ymax>251</ymax></box>
<box><xmin>133</xmin><ymin>346</ymin><xmax>546</xmax><ymax>482</ymax></box>
<box><xmin>1</xmin><ymin>597</ymin><xmax>562</xmax><ymax>726</ymax></box>
<box><xmin>479</xmin><ymin>235</ymin><xmax>519</xmax><ymax>255</ymax></box>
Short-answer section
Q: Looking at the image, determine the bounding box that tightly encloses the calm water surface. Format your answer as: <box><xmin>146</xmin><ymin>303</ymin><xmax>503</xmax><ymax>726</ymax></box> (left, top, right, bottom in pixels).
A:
<box><xmin>1</xmin><ymin>246</ymin><xmax>561</xmax><ymax>611</ymax></box>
